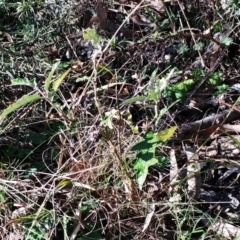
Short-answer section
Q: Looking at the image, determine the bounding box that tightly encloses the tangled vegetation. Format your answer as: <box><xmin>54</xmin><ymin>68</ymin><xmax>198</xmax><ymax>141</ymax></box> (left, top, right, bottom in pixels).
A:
<box><xmin>1</xmin><ymin>0</ymin><xmax>240</xmax><ymax>239</ymax></box>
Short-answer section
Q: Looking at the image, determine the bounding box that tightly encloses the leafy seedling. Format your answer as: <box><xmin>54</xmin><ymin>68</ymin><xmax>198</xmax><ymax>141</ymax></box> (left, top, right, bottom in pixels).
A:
<box><xmin>132</xmin><ymin>126</ymin><xmax>177</xmax><ymax>189</ymax></box>
<box><xmin>0</xmin><ymin>62</ymin><xmax>71</xmax><ymax>122</ymax></box>
<box><xmin>208</xmin><ymin>72</ymin><xmax>223</xmax><ymax>85</ymax></box>
<box><xmin>164</xmin><ymin>79</ymin><xmax>195</xmax><ymax>102</ymax></box>
<box><xmin>83</xmin><ymin>28</ymin><xmax>101</xmax><ymax>46</ymax></box>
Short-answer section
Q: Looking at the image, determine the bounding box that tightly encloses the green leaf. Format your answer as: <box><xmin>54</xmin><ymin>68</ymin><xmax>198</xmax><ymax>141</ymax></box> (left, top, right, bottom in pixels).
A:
<box><xmin>215</xmin><ymin>84</ymin><xmax>229</xmax><ymax>95</ymax></box>
<box><xmin>0</xmin><ymin>93</ymin><xmax>41</xmax><ymax>121</ymax></box>
<box><xmin>134</xmin><ymin>157</ymin><xmax>158</xmax><ymax>190</ymax></box>
<box><xmin>83</xmin><ymin>28</ymin><xmax>101</xmax><ymax>45</ymax></box>
<box><xmin>11</xmin><ymin>78</ymin><xmax>37</xmax><ymax>88</ymax></box>
<box><xmin>221</xmin><ymin>37</ymin><xmax>233</xmax><ymax>46</ymax></box>
<box><xmin>80</xmin><ymin>199</ymin><xmax>99</xmax><ymax>213</ymax></box>
<box><xmin>209</xmin><ymin>72</ymin><xmax>223</xmax><ymax>85</ymax></box>
<box><xmin>45</xmin><ymin>62</ymin><xmax>60</xmax><ymax>91</ymax></box>
<box><xmin>131</xmin><ymin>129</ymin><xmax>175</xmax><ymax>189</ymax></box>
<box><xmin>98</xmin><ymin>64</ymin><xmax>113</xmax><ymax>75</ymax></box>
<box><xmin>156</xmin><ymin>126</ymin><xmax>178</xmax><ymax>142</ymax></box>
<box><xmin>52</xmin><ymin>68</ymin><xmax>71</xmax><ymax>91</ymax></box>
<box><xmin>120</xmin><ymin>96</ymin><xmax>147</xmax><ymax>105</ymax></box>
<box><xmin>164</xmin><ymin>79</ymin><xmax>195</xmax><ymax>101</ymax></box>
<box><xmin>57</xmin><ymin>180</ymin><xmax>73</xmax><ymax>189</ymax></box>
<box><xmin>100</xmin><ymin>109</ymin><xmax>119</xmax><ymax>129</ymax></box>
<box><xmin>193</xmin><ymin>42</ymin><xmax>204</xmax><ymax>51</ymax></box>
<box><xmin>149</xmin><ymin>68</ymin><xmax>158</xmax><ymax>89</ymax></box>
<box><xmin>131</xmin><ymin>132</ymin><xmax>163</xmax><ymax>151</ymax></box>
<box><xmin>177</xmin><ymin>44</ymin><xmax>189</xmax><ymax>55</ymax></box>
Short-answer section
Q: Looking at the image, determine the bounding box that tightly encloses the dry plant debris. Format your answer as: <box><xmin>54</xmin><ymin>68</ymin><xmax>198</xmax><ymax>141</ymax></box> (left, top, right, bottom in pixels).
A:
<box><xmin>1</xmin><ymin>0</ymin><xmax>240</xmax><ymax>239</ymax></box>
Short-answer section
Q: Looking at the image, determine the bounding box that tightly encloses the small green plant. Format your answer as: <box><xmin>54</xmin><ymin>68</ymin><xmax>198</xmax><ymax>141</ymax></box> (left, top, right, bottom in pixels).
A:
<box><xmin>100</xmin><ymin>109</ymin><xmax>139</xmax><ymax>134</ymax></box>
<box><xmin>164</xmin><ymin>79</ymin><xmax>195</xmax><ymax>102</ymax></box>
<box><xmin>121</xmin><ymin>68</ymin><xmax>178</xmax><ymax>124</ymax></box>
<box><xmin>131</xmin><ymin>126</ymin><xmax>177</xmax><ymax>190</ymax></box>
<box><xmin>0</xmin><ymin>62</ymin><xmax>71</xmax><ymax>122</ymax></box>
<box><xmin>193</xmin><ymin>42</ymin><xmax>204</xmax><ymax>51</ymax></box>
<box><xmin>177</xmin><ymin>44</ymin><xmax>189</xmax><ymax>55</ymax></box>
<box><xmin>208</xmin><ymin>72</ymin><xmax>223</xmax><ymax>85</ymax></box>
<box><xmin>221</xmin><ymin>37</ymin><xmax>233</xmax><ymax>46</ymax></box>
<box><xmin>215</xmin><ymin>84</ymin><xmax>229</xmax><ymax>95</ymax></box>
<box><xmin>24</xmin><ymin>212</ymin><xmax>54</xmax><ymax>240</ymax></box>
<box><xmin>192</xmin><ymin>68</ymin><xmax>206</xmax><ymax>81</ymax></box>
<box><xmin>83</xmin><ymin>28</ymin><xmax>101</xmax><ymax>46</ymax></box>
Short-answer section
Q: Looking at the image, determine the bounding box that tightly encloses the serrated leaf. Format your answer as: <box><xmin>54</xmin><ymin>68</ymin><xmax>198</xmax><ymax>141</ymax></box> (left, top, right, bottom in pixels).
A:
<box><xmin>193</xmin><ymin>42</ymin><xmax>204</xmax><ymax>51</ymax></box>
<box><xmin>83</xmin><ymin>28</ymin><xmax>101</xmax><ymax>45</ymax></box>
<box><xmin>0</xmin><ymin>93</ymin><xmax>41</xmax><ymax>121</ymax></box>
<box><xmin>221</xmin><ymin>37</ymin><xmax>233</xmax><ymax>46</ymax></box>
<box><xmin>209</xmin><ymin>72</ymin><xmax>223</xmax><ymax>85</ymax></box>
<box><xmin>156</xmin><ymin>126</ymin><xmax>178</xmax><ymax>142</ymax></box>
<box><xmin>52</xmin><ymin>68</ymin><xmax>71</xmax><ymax>91</ymax></box>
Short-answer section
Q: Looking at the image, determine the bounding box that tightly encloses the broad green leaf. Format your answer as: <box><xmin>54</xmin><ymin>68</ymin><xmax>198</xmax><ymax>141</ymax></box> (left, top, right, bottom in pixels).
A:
<box><xmin>45</xmin><ymin>62</ymin><xmax>60</xmax><ymax>91</ymax></box>
<box><xmin>0</xmin><ymin>93</ymin><xmax>41</xmax><ymax>121</ymax></box>
<box><xmin>11</xmin><ymin>78</ymin><xmax>37</xmax><ymax>88</ymax></box>
<box><xmin>134</xmin><ymin>157</ymin><xmax>158</xmax><ymax>190</ymax></box>
<box><xmin>145</xmin><ymin>90</ymin><xmax>159</xmax><ymax>101</ymax></box>
<box><xmin>131</xmin><ymin>132</ymin><xmax>163</xmax><ymax>151</ymax></box>
<box><xmin>83</xmin><ymin>28</ymin><xmax>101</xmax><ymax>45</ymax></box>
<box><xmin>52</xmin><ymin>68</ymin><xmax>71</xmax><ymax>91</ymax></box>
<box><xmin>156</xmin><ymin>126</ymin><xmax>178</xmax><ymax>142</ymax></box>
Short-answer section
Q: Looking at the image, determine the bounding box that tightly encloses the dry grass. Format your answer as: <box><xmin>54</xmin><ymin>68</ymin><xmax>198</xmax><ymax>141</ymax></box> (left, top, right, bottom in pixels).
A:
<box><xmin>1</xmin><ymin>0</ymin><xmax>240</xmax><ymax>239</ymax></box>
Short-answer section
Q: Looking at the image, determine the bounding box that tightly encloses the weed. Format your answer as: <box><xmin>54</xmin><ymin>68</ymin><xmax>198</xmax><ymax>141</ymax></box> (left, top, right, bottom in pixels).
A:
<box><xmin>1</xmin><ymin>0</ymin><xmax>240</xmax><ymax>239</ymax></box>
<box><xmin>131</xmin><ymin>126</ymin><xmax>177</xmax><ymax>189</ymax></box>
